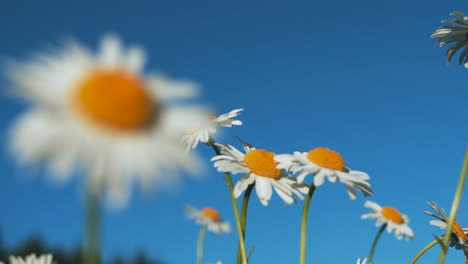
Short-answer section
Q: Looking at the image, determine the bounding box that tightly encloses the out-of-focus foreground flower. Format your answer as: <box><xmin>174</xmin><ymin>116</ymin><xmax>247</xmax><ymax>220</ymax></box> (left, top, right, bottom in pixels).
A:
<box><xmin>361</xmin><ymin>201</ymin><xmax>414</xmax><ymax>240</ymax></box>
<box><xmin>185</xmin><ymin>205</ymin><xmax>231</xmax><ymax>234</ymax></box>
<box><xmin>7</xmin><ymin>34</ymin><xmax>206</xmax><ymax>207</ymax></box>
<box><xmin>1</xmin><ymin>254</ymin><xmax>53</xmax><ymax>264</ymax></box>
<box><xmin>275</xmin><ymin>147</ymin><xmax>372</xmax><ymax>200</ymax></box>
<box><xmin>431</xmin><ymin>12</ymin><xmax>468</xmax><ymax>66</ymax></box>
<box><xmin>356</xmin><ymin>258</ymin><xmax>367</xmax><ymax>264</ymax></box>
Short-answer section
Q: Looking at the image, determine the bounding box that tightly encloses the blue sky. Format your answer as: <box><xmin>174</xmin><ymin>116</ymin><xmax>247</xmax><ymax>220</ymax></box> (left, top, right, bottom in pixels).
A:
<box><xmin>2</xmin><ymin>0</ymin><xmax>468</xmax><ymax>263</ymax></box>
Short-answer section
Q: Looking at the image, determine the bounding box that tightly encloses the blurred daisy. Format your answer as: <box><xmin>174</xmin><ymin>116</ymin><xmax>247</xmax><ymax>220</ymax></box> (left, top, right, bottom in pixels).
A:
<box><xmin>361</xmin><ymin>201</ymin><xmax>414</xmax><ymax>240</ymax></box>
<box><xmin>3</xmin><ymin>254</ymin><xmax>53</xmax><ymax>264</ymax></box>
<box><xmin>356</xmin><ymin>258</ymin><xmax>367</xmax><ymax>264</ymax></box>
<box><xmin>183</xmin><ymin>108</ymin><xmax>243</xmax><ymax>149</ymax></box>
<box><xmin>186</xmin><ymin>205</ymin><xmax>231</xmax><ymax>234</ymax></box>
<box><xmin>425</xmin><ymin>201</ymin><xmax>468</xmax><ymax>256</ymax></box>
<box><xmin>431</xmin><ymin>12</ymin><xmax>468</xmax><ymax>66</ymax></box>
<box><xmin>7</xmin><ymin>34</ymin><xmax>205</xmax><ymax>207</ymax></box>
<box><xmin>275</xmin><ymin>147</ymin><xmax>372</xmax><ymax>200</ymax></box>
<box><xmin>211</xmin><ymin>139</ymin><xmax>308</xmax><ymax>206</ymax></box>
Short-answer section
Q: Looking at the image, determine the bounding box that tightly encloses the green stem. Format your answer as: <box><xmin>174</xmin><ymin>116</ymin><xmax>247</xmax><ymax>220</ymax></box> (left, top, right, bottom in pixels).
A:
<box><xmin>299</xmin><ymin>184</ymin><xmax>316</xmax><ymax>264</ymax></box>
<box><xmin>368</xmin><ymin>224</ymin><xmax>387</xmax><ymax>264</ymax></box>
<box><xmin>236</xmin><ymin>184</ymin><xmax>254</xmax><ymax>264</ymax></box>
<box><xmin>211</xmin><ymin>144</ymin><xmax>249</xmax><ymax>264</ymax></box>
<box><xmin>84</xmin><ymin>188</ymin><xmax>100</xmax><ymax>264</ymax></box>
<box><xmin>197</xmin><ymin>225</ymin><xmax>208</xmax><ymax>264</ymax></box>
<box><xmin>409</xmin><ymin>238</ymin><xmax>440</xmax><ymax>264</ymax></box>
<box><xmin>438</xmin><ymin>146</ymin><xmax>468</xmax><ymax>264</ymax></box>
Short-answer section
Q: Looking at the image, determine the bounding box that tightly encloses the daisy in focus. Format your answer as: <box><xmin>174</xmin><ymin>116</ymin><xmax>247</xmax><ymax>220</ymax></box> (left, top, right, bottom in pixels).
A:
<box><xmin>431</xmin><ymin>12</ymin><xmax>468</xmax><ymax>66</ymax></box>
<box><xmin>275</xmin><ymin>147</ymin><xmax>372</xmax><ymax>200</ymax></box>
<box><xmin>7</xmin><ymin>34</ymin><xmax>205</xmax><ymax>207</ymax></box>
<box><xmin>361</xmin><ymin>201</ymin><xmax>414</xmax><ymax>240</ymax></box>
<box><xmin>186</xmin><ymin>205</ymin><xmax>231</xmax><ymax>234</ymax></box>
<box><xmin>1</xmin><ymin>254</ymin><xmax>53</xmax><ymax>264</ymax></box>
<box><xmin>183</xmin><ymin>108</ymin><xmax>243</xmax><ymax>150</ymax></box>
<box><xmin>425</xmin><ymin>201</ymin><xmax>468</xmax><ymax>256</ymax></box>
<box><xmin>211</xmin><ymin>139</ymin><xmax>308</xmax><ymax>206</ymax></box>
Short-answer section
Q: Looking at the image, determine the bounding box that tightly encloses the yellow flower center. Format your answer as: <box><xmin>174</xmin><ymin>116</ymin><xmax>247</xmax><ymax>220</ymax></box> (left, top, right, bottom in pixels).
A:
<box><xmin>381</xmin><ymin>206</ymin><xmax>404</xmax><ymax>224</ymax></box>
<box><xmin>72</xmin><ymin>69</ymin><xmax>156</xmax><ymax>132</ymax></box>
<box><xmin>445</xmin><ymin>218</ymin><xmax>468</xmax><ymax>240</ymax></box>
<box><xmin>307</xmin><ymin>147</ymin><xmax>346</xmax><ymax>171</ymax></box>
<box><xmin>243</xmin><ymin>149</ymin><xmax>281</xmax><ymax>179</ymax></box>
<box><xmin>200</xmin><ymin>207</ymin><xmax>221</xmax><ymax>222</ymax></box>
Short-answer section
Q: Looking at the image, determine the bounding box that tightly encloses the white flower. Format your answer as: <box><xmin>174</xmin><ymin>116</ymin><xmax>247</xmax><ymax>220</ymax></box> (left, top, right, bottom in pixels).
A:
<box><xmin>275</xmin><ymin>147</ymin><xmax>372</xmax><ymax>200</ymax></box>
<box><xmin>7</xmin><ymin>34</ymin><xmax>205</xmax><ymax>207</ymax></box>
<box><xmin>211</xmin><ymin>139</ymin><xmax>308</xmax><ymax>206</ymax></box>
<box><xmin>5</xmin><ymin>254</ymin><xmax>53</xmax><ymax>264</ymax></box>
<box><xmin>425</xmin><ymin>201</ymin><xmax>468</xmax><ymax>257</ymax></box>
<box><xmin>185</xmin><ymin>205</ymin><xmax>231</xmax><ymax>234</ymax></box>
<box><xmin>431</xmin><ymin>12</ymin><xmax>468</xmax><ymax>66</ymax></box>
<box><xmin>356</xmin><ymin>258</ymin><xmax>367</xmax><ymax>264</ymax></box>
<box><xmin>361</xmin><ymin>201</ymin><xmax>414</xmax><ymax>240</ymax></box>
<box><xmin>183</xmin><ymin>108</ymin><xmax>243</xmax><ymax>149</ymax></box>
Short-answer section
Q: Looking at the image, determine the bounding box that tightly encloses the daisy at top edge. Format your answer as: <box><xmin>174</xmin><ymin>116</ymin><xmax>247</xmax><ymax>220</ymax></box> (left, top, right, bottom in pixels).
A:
<box><xmin>183</xmin><ymin>108</ymin><xmax>243</xmax><ymax>150</ymax></box>
<box><xmin>425</xmin><ymin>201</ymin><xmax>468</xmax><ymax>251</ymax></box>
<box><xmin>7</xmin><ymin>34</ymin><xmax>207</xmax><ymax>208</ymax></box>
<box><xmin>431</xmin><ymin>12</ymin><xmax>468</xmax><ymax>67</ymax></box>
<box><xmin>211</xmin><ymin>138</ymin><xmax>309</xmax><ymax>206</ymax></box>
<box><xmin>4</xmin><ymin>254</ymin><xmax>54</xmax><ymax>264</ymax></box>
<box><xmin>361</xmin><ymin>201</ymin><xmax>414</xmax><ymax>240</ymax></box>
<box><xmin>274</xmin><ymin>147</ymin><xmax>372</xmax><ymax>200</ymax></box>
<box><xmin>185</xmin><ymin>205</ymin><xmax>231</xmax><ymax>234</ymax></box>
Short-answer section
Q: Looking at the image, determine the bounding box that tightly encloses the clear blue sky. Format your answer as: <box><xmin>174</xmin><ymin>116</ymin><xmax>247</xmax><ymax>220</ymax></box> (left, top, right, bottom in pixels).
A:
<box><xmin>2</xmin><ymin>0</ymin><xmax>468</xmax><ymax>263</ymax></box>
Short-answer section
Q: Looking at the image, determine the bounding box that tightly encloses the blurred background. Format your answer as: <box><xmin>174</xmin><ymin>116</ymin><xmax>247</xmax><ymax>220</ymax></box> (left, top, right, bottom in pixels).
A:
<box><xmin>2</xmin><ymin>0</ymin><xmax>468</xmax><ymax>263</ymax></box>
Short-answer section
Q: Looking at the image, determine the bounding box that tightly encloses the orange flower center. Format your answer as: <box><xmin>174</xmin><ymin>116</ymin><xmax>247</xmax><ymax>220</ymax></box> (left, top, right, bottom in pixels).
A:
<box><xmin>445</xmin><ymin>218</ymin><xmax>468</xmax><ymax>240</ymax></box>
<box><xmin>243</xmin><ymin>149</ymin><xmax>281</xmax><ymax>179</ymax></box>
<box><xmin>307</xmin><ymin>147</ymin><xmax>346</xmax><ymax>171</ymax></box>
<box><xmin>72</xmin><ymin>69</ymin><xmax>156</xmax><ymax>132</ymax></box>
<box><xmin>200</xmin><ymin>207</ymin><xmax>221</xmax><ymax>222</ymax></box>
<box><xmin>381</xmin><ymin>206</ymin><xmax>404</xmax><ymax>224</ymax></box>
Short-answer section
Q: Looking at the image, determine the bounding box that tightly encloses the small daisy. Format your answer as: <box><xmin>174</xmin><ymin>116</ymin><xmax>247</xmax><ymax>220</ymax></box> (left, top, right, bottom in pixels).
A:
<box><xmin>361</xmin><ymin>201</ymin><xmax>414</xmax><ymax>240</ymax></box>
<box><xmin>356</xmin><ymin>258</ymin><xmax>367</xmax><ymax>264</ymax></box>
<box><xmin>3</xmin><ymin>254</ymin><xmax>53</xmax><ymax>264</ymax></box>
<box><xmin>431</xmin><ymin>12</ymin><xmax>468</xmax><ymax>66</ymax></box>
<box><xmin>185</xmin><ymin>205</ymin><xmax>231</xmax><ymax>234</ymax></box>
<box><xmin>275</xmin><ymin>147</ymin><xmax>372</xmax><ymax>200</ymax></box>
<box><xmin>425</xmin><ymin>201</ymin><xmax>468</xmax><ymax>254</ymax></box>
<box><xmin>211</xmin><ymin>139</ymin><xmax>308</xmax><ymax>206</ymax></box>
<box><xmin>7</xmin><ymin>34</ymin><xmax>205</xmax><ymax>207</ymax></box>
<box><xmin>183</xmin><ymin>108</ymin><xmax>243</xmax><ymax>150</ymax></box>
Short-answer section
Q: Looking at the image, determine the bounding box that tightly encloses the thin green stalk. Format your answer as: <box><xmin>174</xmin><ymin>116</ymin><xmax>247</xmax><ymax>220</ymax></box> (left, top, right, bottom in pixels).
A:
<box><xmin>197</xmin><ymin>225</ymin><xmax>208</xmax><ymax>264</ymax></box>
<box><xmin>409</xmin><ymin>238</ymin><xmax>440</xmax><ymax>264</ymax></box>
<box><xmin>84</xmin><ymin>188</ymin><xmax>100</xmax><ymax>264</ymax></box>
<box><xmin>368</xmin><ymin>224</ymin><xmax>387</xmax><ymax>264</ymax></box>
<box><xmin>299</xmin><ymin>184</ymin><xmax>316</xmax><ymax>264</ymax></box>
<box><xmin>437</xmin><ymin>146</ymin><xmax>468</xmax><ymax>264</ymax></box>
<box><xmin>211</xmin><ymin>144</ymin><xmax>249</xmax><ymax>264</ymax></box>
<box><xmin>236</xmin><ymin>184</ymin><xmax>254</xmax><ymax>264</ymax></box>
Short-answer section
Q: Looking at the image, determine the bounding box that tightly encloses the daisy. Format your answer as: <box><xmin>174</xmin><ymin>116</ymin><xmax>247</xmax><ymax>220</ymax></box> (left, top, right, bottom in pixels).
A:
<box><xmin>211</xmin><ymin>139</ymin><xmax>308</xmax><ymax>206</ymax></box>
<box><xmin>425</xmin><ymin>201</ymin><xmax>468</xmax><ymax>255</ymax></box>
<box><xmin>183</xmin><ymin>108</ymin><xmax>243</xmax><ymax>150</ymax></box>
<box><xmin>3</xmin><ymin>254</ymin><xmax>53</xmax><ymax>264</ymax></box>
<box><xmin>185</xmin><ymin>205</ymin><xmax>231</xmax><ymax>234</ymax></box>
<box><xmin>356</xmin><ymin>258</ymin><xmax>367</xmax><ymax>264</ymax></box>
<box><xmin>431</xmin><ymin>12</ymin><xmax>468</xmax><ymax>66</ymax></box>
<box><xmin>361</xmin><ymin>201</ymin><xmax>414</xmax><ymax>240</ymax></box>
<box><xmin>7</xmin><ymin>34</ymin><xmax>205</xmax><ymax>207</ymax></box>
<box><xmin>275</xmin><ymin>147</ymin><xmax>372</xmax><ymax>200</ymax></box>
